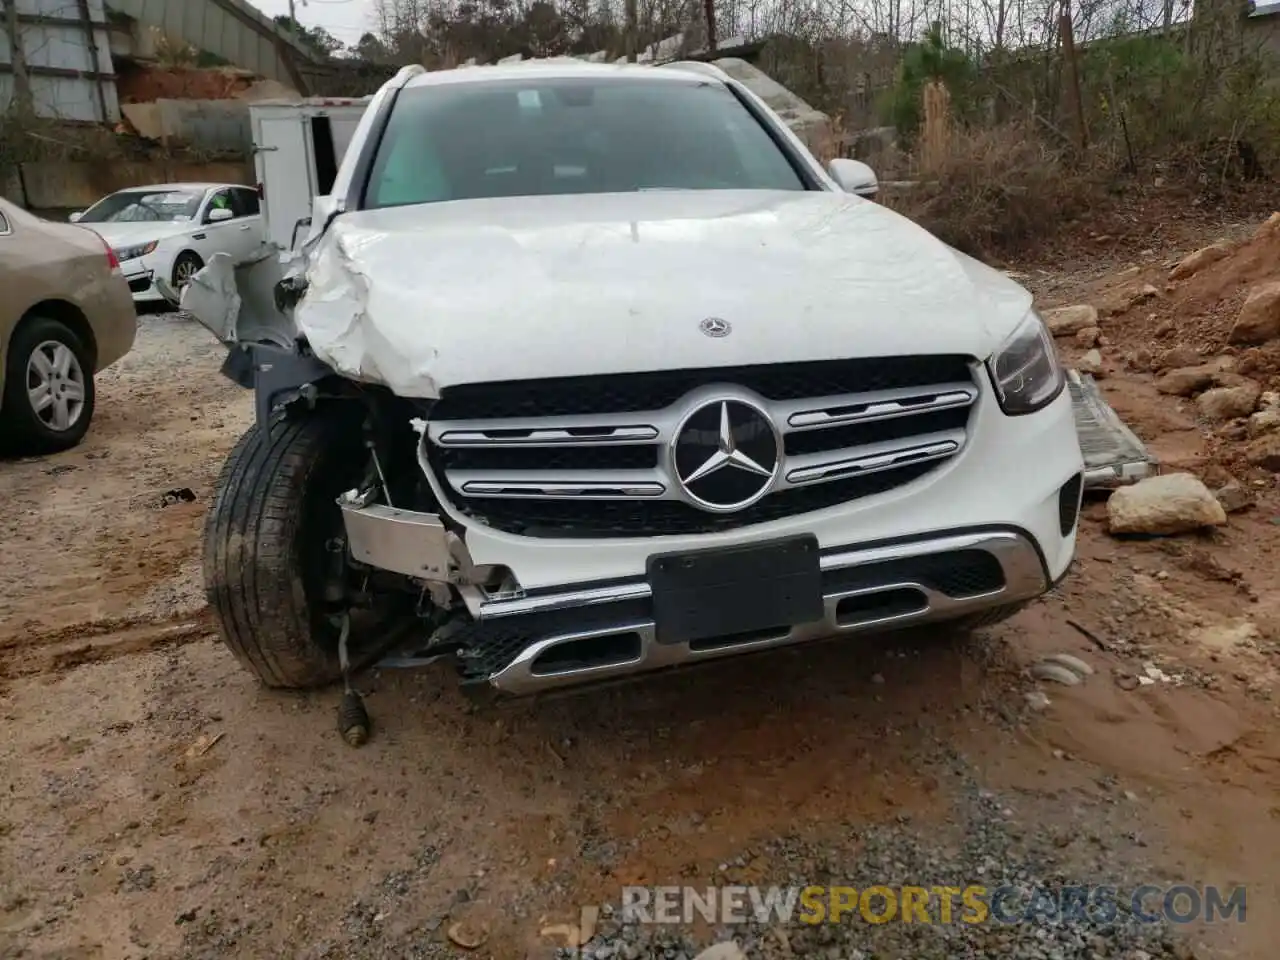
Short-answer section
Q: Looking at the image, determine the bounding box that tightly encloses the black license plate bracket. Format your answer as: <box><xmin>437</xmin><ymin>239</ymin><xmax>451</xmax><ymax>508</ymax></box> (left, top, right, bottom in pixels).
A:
<box><xmin>647</xmin><ymin>535</ymin><xmax>824</xmax><ymax>646</ymax></box>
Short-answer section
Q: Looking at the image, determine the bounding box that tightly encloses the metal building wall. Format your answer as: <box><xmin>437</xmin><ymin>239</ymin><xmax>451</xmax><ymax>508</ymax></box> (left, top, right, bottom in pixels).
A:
<box><xmin>0</xmin><ymin>0</ymin><xmax>119</xmax><ymax>122</ymax></box>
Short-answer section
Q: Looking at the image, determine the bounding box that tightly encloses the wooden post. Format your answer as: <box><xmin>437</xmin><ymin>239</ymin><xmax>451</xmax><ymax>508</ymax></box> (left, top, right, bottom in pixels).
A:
<box><xmin>1059</xmin><ymin>4</ymin><xmax>1087</xmax><ymax>149</ymax></box>
<box><xmin>703</xmin><ymin>0</ymin><xmax>717</xmax><ymax>51</ymax></box>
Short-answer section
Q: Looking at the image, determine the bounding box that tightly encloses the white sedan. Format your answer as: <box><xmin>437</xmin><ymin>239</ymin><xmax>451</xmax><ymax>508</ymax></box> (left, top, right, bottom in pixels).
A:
<box><xmin>70</xmin><ymin>182</ymin><xmax>265</xmax><ymax>303</ymax></box>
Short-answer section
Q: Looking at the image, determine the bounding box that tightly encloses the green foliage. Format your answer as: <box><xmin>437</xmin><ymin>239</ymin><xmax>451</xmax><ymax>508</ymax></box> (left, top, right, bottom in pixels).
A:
<box><xmin>273</xmin><ymin>15</ymin><xmax>346</xmax><ymax>58</ymax></box>
<box><xmin>1078</xmin><ymin>29</ymin><xmax>1280</xmax><ymax>165</ymax></box>
<box><xmin>879</xmin><ymin>23</ymin><xmax>977</xmax><ymax>138</ymax></box>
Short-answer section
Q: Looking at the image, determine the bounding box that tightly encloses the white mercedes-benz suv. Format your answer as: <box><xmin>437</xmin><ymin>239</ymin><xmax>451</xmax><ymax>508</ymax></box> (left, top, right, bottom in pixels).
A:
<box><xmin>187</xmin><ymin>60</ymin><xmax>1085</xmax><ymax>709</ymax></box>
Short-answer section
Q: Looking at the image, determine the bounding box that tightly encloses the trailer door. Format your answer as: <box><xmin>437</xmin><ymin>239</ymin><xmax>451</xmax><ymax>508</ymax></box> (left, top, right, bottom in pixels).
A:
<box><xmin>256</xmin><ymin>112</ymin><xmax>316</xmax><ymax>251</ymax></box>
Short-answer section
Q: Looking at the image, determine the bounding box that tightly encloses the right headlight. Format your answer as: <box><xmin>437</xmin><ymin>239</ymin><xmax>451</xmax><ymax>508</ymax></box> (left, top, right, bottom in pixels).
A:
<box><xmin>114</xmin><ymin>240</ymin><xmax>158</xmax><ymax>262</ymax></box>
<box><xmin>986</xmin><ymin>310</ymin><xmax>1066</xmax><ymax>416</ymax></box>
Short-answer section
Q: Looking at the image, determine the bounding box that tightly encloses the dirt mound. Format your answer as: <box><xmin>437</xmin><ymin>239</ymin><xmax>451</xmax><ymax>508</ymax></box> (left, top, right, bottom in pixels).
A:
<box><xmin>1057</xmin><ymin>214</ymin><xmax>1280</xmax><ymax>369</ymax></box>
<box><xmin>1180</xmin><ymin>222</ymin><xmax>1280</xmax><ymax>306</ymax></box>
<box><xmin>1042</xmin><ymin>214</ymin><xmax>1280</xmax><ymax>483</ymax></box>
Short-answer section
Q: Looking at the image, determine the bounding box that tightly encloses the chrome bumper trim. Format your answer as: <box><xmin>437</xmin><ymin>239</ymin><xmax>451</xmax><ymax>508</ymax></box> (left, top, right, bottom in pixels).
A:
<box><xmin>478</xmin><ymin>530</ymin><xmax>1041</xmax><ymax>620</ymax></box>
<box><xmin>483</xmin><ymin>529</ymin><xmax>1049</xmax><ymax>697</ymax></box>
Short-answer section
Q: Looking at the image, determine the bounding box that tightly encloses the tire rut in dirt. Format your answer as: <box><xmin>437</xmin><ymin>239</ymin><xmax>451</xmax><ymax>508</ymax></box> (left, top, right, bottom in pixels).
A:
<box><xmin>0</xmin><ymin>608</ymin><xmax>214</xmax><ymax>681</ymax></box>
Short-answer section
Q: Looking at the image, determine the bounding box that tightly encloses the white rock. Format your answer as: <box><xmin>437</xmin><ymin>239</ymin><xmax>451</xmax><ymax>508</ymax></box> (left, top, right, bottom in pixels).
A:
<box><xmin>1248</xmin><ymin>407</ymin><xmax>1280</xmax><ymax>437</ymax></box>
<box><xmin>1044</xmin><ymin>304</ymin><xmax>1100</xmax><ymax>337</ymax></box>
<box><xmin>1031</xmin><ymin>662</ymin><xmax>1083</xmax><ymax>686</ymax></box>
<box><xmin>1196</xmin><ymin>383</ymin><xmax>1260</xmax><ymax>421</ymax></box>
<box><xmin>1078</xmin><ymin>349</ymin><xmax>1104</xmax><ymax>376</ymax></box>
<box><xmin>1107</xmin><ymin>473</ymin><xmax>1227</xmax><ymax>536</ymax></box>
<box><xmin>1169</xmin><ymin>241</ymin><xmax>1233</xmax><ymax>281</ymax></box>
<box><xmin>1041</xmin><ymin>653</ymin><xmax>1095</xmax><ymax>677</ymax></box>
<box><xmin>1025</xmin><ymin>691</ymin><xmax>1052</xmax><ymax>711</ymax></box>
<box><xmin>693</xmin><ymin>945</ymin><xmax>748</xmax><ymax>960</ymax></box>
<box><xmin>1229</xmin><ymin>281</ymin><xmax>1280</xmax><ymax>345</ymax></box>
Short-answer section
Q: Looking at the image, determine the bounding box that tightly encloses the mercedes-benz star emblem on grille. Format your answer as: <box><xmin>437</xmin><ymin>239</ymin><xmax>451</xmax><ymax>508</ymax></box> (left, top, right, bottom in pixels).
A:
<box><xmin>673</xmin><ymin>399</ymin><xmax>781</xmax><ymax>512</ymax></box>
<box><xmin>699</xmin><ymin>317</ymin><xmax>731</xmax><ymax>338</ymax></box>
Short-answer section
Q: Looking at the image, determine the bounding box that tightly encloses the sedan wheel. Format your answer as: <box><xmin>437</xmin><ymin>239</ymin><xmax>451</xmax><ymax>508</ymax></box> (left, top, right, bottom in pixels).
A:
<box><xmin>172</xmin><ymin>252</ymin><xmax>203</xmax><ymax>288</ymax></box>
<box><xmin>27</xmin><ymin>340</ymin><xmax>88</xmax><ymax>432</ymax></box>
<box><xmin>1</xmin><ymin>316</ymin><xmax>97</xmax><ymax>454</ymax></box>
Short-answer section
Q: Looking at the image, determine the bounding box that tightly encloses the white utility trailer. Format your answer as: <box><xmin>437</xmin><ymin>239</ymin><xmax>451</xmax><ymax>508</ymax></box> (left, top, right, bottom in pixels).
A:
<box><xmin>249</xmin><ymin>97</ymin><xmax>371</xmax><ymax>252</ymax></box>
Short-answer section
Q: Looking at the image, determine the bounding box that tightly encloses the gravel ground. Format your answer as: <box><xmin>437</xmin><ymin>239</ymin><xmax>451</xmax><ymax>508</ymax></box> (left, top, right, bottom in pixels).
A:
<box><xmin>271</xmin><ymin>740</ymin><xmax>1203</xmax><ymax>960</ymax></box>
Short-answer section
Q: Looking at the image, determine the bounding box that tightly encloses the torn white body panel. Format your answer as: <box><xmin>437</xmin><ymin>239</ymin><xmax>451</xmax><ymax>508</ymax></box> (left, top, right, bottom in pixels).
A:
<box><xmin>291</xmin><ymin>189</ymin><xmax>1034</xmax><ymax>399</ymax></box>
<box><xmin>180</xmin><ymin>250</ymin><xmax>298</xmax><ymax>349</ymax></box>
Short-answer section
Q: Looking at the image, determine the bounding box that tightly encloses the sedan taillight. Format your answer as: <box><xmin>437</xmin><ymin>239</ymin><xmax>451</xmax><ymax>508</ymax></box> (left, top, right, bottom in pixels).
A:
<box><xmin>94</xmin><ymin>230</ymin><xmax>121</xmax><ymax>272</ymax></box>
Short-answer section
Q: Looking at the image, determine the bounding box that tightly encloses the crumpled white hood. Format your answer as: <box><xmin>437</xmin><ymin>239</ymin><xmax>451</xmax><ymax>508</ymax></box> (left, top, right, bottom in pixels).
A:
<box><xmin>295</xmin><ymin>190</ymin><xmax>1034</xmax><ymax>398</ymax></box>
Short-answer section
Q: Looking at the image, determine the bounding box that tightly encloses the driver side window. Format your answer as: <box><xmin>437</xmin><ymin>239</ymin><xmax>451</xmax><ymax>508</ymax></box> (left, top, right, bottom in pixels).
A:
<box><xmin>204</xmin><ymin>189</ymin><xmax>234</xmax><ymax>222</ymax></box>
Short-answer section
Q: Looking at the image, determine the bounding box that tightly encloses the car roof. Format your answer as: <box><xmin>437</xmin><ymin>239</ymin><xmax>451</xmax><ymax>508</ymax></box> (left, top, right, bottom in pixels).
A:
<box><xmin>107</xmin><ymin>183</ymin><xmax>241</xmax><ymax>194</ymax></box>
<box><xmin>402</xmin><ymin>61</ymin><xmax>724</xmax><ymax>91</ymax></box>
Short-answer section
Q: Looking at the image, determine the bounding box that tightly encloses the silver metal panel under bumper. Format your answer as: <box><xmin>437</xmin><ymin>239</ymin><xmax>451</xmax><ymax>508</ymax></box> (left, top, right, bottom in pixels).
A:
<box><xmin>1068</xmin><ymin>370</ymin><xmax>1157</xmax><ymax>490</ymax></box>
<box><xmin>484</xmin><ymin>530</ymin><xmax>1048</xmax><ymax>697</ymax></box>
<box><xmin>339</xmin><ymin>496</ymin><xmax>456</xmax><ymax>580</ymax></box>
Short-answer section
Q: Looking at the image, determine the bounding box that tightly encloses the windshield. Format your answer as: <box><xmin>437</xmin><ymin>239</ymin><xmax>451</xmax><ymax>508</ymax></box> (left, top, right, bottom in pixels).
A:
<box><xmin>80</xmin><ymin>189</ymin><xmax>203</xmax><ymax>223</ymax></box>
<box><xmin>363</xmin><ymin>77</ymin><xmax>807</xmax><ymax>209</ymax></box>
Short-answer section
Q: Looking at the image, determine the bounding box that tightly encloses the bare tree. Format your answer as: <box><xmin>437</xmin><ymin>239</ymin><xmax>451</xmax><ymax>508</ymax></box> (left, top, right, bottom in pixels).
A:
<box><xmin>2</xmin><ymin>0</ymin><xmax>34</xmax><ymax>115</ymax></box>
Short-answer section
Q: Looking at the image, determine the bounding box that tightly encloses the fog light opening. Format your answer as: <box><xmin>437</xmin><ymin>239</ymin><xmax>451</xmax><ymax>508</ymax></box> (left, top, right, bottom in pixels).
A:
<box><xmin>530</xmin><ymin>632</ymin><xmax>643</xmax><ymax>675</ymax></box>
<box><xmin>1058</xmin><ymin>473</ymin><xmax>1085</xmax><ymax>536</ymax></box>
<box><xmin>836</xmin><ymin>588</ymin><xmax>928</xmax><ymax>626</ymax></box>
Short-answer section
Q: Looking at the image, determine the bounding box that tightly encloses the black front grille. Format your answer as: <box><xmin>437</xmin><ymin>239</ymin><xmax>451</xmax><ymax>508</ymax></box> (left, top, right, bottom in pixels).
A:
<box><xmin>824</xmin><ymin>548</ymin><xmax>1006</xmax><ymax>598</ymax></box>
<box><xmin>438</xmin><ymin>445</ymin><xmax>659</xmax><ymax>472</ymax></box>
<box><xmin>448</xmin><ymin>461</ymin><xmax>941</xmax><ymax>538</ymax></box>
<box><xmin>431</xmin><ymin>355</ymin><xmax>975</xmax><ymax>420</ymax></box>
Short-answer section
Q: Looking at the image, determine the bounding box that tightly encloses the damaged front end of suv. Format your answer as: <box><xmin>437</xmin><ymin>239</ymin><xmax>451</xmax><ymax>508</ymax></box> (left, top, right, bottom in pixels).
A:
<box><xmin>181</xmin><ymin>247</ymin><xmax>537</xmax><ymax>703</ymax></box>
<box><xmin>179</xmin><ymin>60</ymin><xmax>1158</xmax><ymax>731</ymax></box>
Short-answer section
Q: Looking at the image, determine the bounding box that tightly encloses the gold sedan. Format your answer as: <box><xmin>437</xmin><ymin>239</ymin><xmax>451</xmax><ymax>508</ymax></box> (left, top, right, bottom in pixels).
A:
<box><xmin>0</xmin><ymin>197</ymin><xmax>137</xmax><ymax>453</ymax></box>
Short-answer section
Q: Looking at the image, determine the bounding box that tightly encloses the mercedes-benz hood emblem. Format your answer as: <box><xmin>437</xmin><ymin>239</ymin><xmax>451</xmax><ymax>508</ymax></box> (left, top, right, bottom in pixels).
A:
<box><xmin>699</xmin><ymin>317</ymin><xmax>731</xmax><ymax>338</ymax></box>
<box><xmin>672</xmin><ymin>398</ymin><xmax>780</xmax><ymax>512</ymax></box>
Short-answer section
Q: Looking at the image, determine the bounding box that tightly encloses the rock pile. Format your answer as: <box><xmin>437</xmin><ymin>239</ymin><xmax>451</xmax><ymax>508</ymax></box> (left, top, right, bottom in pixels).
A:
<box><xmin>1043</xmin><ymin>213</ymin><xmax>1280</xmax><ymax>537</ymax></box>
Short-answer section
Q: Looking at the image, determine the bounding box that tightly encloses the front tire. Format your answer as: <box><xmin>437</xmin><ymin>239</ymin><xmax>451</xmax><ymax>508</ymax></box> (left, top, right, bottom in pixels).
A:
<box><xmin>171</xmin><ymin>250</ymin><xmax>203</xmax><ymax>289</ymax></box>
<box><xmin>203</xmin><ymin>408</ymin><xmax>402</xmax><ymax>689</ymax></box>
<box><xmin>1</xmin><ymin>315</ymin><xmax>96</xmax><ymax>454</ymax></box>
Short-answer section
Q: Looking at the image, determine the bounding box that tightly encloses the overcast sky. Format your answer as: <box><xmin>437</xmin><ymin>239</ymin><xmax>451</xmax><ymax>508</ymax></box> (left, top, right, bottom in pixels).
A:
<box><xmin>249</xmin><ymin>0</ymin><xmax>378</xmax><ymax>45</ymax></box>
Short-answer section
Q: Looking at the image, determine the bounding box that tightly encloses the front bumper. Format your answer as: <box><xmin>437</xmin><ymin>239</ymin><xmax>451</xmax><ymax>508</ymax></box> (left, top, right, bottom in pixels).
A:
<box><xmin>473</xmin><ymin>526</ymin><xmax>1052</xmax><ymax>696</ymax></box>
<box><xmin>120</xmin><ymin>263</ymin><xmax>161</xmax><ymax>302</ymax></box>
<box><xmin>343</xmin><ymin>513</ymin><xmax>1079</xmax><ymax>697</ymax></box>
<box><xmin>339</xmin><ymin>378</ymin><xmax>1084</xmax><ymax>696</ymax></box>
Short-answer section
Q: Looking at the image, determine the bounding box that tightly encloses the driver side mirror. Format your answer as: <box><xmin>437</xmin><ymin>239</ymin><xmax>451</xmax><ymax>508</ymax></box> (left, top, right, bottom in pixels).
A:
<box><xmin>827</xmin><ymin>159</ymin><xmax>879</xmax><ymax>198</ymax></box>
<box><xmin>207</xmin><ymin>207</ymin><xmax>235</xmax><ymax>223</ymax></box>
<box><xmin>68</xmin><ymin>211</ymin><xmax>83</xmax><ymax>223</ymax></box>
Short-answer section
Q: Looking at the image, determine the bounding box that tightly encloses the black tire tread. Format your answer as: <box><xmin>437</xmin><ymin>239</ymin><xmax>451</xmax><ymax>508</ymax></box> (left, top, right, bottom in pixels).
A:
<box><xmin>203</xmin><ymin>413</ymin><xmax>354</xmax><ymax>689</ymax></box>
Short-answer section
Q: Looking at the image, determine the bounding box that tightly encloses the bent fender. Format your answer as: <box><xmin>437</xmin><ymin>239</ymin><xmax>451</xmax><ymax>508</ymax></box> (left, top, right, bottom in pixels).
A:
<box><xmin>179</xmin><ymin>251</ymin><xmax>299</xmax><ymax>349</ymax></box>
